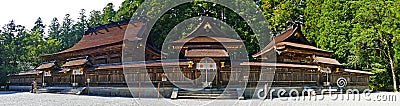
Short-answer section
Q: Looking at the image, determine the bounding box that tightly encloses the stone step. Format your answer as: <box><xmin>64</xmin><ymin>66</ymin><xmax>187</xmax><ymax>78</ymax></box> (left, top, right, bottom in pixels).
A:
<box><xmin>177</xmin><ymin>95</ymin><xmax>238</xmax><ymax>99</ymax></box>
<box><xmin>179</xmin><ymin>93</ymin><xmax>231</xmax><ymax>96</ymax></box>
<box><xmin>35</xmin><ymin>89</ymin><xmax>48</xmax><ymax>93</ymax></box>
<box><xmin>177</xmin><ymin>90</ymin><xmax>239</xmax><ymax>99</ymax></box>
<box><xmin>178</xmin><ymin>90</ymin><xmax>224</xmax><ymax>94</ymax></box>
<box><xmin>178</xmin><ymin>95</ymin><xmax>238</xmax><ymax>99</ymax></box>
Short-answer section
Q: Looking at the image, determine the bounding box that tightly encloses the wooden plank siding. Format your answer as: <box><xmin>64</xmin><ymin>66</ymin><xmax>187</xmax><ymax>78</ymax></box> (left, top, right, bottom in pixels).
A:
<box><xmin>9</xmin><ymin>75</ymin><xmax>43</xmax><ymax>86</ymax></box>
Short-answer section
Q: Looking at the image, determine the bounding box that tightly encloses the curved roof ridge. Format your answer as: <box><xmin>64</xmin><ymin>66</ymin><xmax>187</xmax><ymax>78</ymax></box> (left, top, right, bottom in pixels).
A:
<box><xmin>84</xmin><ymin>19</ymin><xmax>130</xmax><ymax>35</ymax></box>
<box><xmin>252</xmin><ymin>27</ymin><xmax>298</xmax><ymax>58</ymax></box>
<box><xmin>41</xmin><ymin>21</ymin><xmax>146</xmax><ymax>58</ymax></box>
<box><xmin>186</xmin><ymin>17</ymin><xmax>229</xmax><ymax>38</ymax></box>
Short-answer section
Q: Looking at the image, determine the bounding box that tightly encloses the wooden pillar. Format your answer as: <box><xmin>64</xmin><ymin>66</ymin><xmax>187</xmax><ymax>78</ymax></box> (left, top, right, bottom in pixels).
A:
<box><xmin>106</xmin><ymin>51</ymin><xmax>110</xmax><ymax>64</ymax></box>
<box><xmin>317</xmin><ymin>72</ymin><xmax>320</xmax><ymax>86</ymax></box>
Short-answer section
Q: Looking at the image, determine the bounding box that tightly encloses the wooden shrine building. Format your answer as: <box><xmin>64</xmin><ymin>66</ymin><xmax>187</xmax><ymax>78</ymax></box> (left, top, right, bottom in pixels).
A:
<box><xmin>242</xmin><ymin>22</ymin><xmax>372</xmax><ymax>93</ymax></box>
<box><xmin>8</xmin><ymin>18</ymin><xmax>372</xmax><ymax>98</ymax></box>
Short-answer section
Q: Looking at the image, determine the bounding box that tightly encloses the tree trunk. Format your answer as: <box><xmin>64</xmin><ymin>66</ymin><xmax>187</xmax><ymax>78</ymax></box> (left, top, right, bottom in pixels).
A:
<box><xmin>388</xmin><ymin>51</ymin><xmax>398</xmax><ymax>92</ymax></box>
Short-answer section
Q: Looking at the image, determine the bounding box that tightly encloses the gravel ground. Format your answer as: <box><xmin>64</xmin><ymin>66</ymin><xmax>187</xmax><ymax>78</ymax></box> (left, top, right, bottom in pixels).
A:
<box><xmin>0</xmin><ymin>91</ymin><xmax>399</xmax><ymax>106</ymax></box>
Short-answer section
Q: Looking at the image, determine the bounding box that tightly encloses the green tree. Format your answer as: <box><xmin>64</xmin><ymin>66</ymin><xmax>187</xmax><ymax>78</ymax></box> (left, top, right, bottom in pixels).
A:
<box><xmin>31</xmin><ymin>17</ymin><xmax>46</xmax><ymax>35</ymax></box>
<box><xmin>48</xmin><ymin>18</ymin><xmax>61</xmax><ymax>40</ymax></box>
<box><xmin>88</xmin><ymin>10</ymin><xmax>102</xmax><ymax>27</ymax></box>
<box><xmin>59</xmin><ymin>14</ymin><xmax>74</xmax><ymax>50</ymax></box>
<box><xmin>113</xmin><ymin>0</ymin><xmax>144</xmax><ymax>21</ymax></box>
<box><xmin>101</xmin><ymin>3</ymin><xmax>116</xmax><ymax>24</ymax></box>
<box><xmin>0</xmin><ymin>20</ymin><xmax>32</xmax><ymax>84</ymax></box>
<box><xmin>304</xmin><ymin>0</ymin><xmax>400</xmax><ymax>91</ymax></box>
<box><xmin>259</xmin><ymin>0</ymin><xmax>305</xmax><ymax>32</ymax></box>
<box><xmin>350</xmin><ymin>0</ymin><xmax>400</xmax><ymax>91</ymax></box>
<box><xmin>70</xmin><ymin>9</ymin><xmax>87</xmax><ymax>48</ymax></box>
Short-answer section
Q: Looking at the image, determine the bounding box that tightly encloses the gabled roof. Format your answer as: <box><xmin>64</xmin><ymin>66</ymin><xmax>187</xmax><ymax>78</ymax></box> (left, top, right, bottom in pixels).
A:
<box><xmin>63</xmin><ymin>59</ymin><xmax>88</xmax><ymax>67</ymax></box>
<box><xmin>186</xmin><ymin>17</ymin><xmax>230</xmax><ymax>38</ymax></box>
<box><xmin>172</xmin><ymin>36</ymin><xmax>243</xmax><ymax>44</ymax></box>
<box><xmin>10</xmin><ymin>70</ymin><xmax>42</xmax><ymax>76</ymax></box>
<box><xmin>41</xmin><ymin>20</ymin><xmax>165</xmax><ymax>60</ymax></box>
<box><xmin>252</xmin><ymin>23</ymin><xmax>330</xmax><ymax>58</ymax></box>
<box><xmin>185</xmin><ymin>49</ymin><xmax>229</xmax><ymax>58</ymax></box>
<box><xmin>240</xmin><ymin>62</ymin><xmax>319</xmax><ymax>69</ymax></box>
<box><xmin>313</xmin><ymin>56</ymin><xmax>341</xmax><ymax>66</ymax></box>
<box><xmin>276</xmin><ymin>42</ymin><xmax>333</xmax><ymax>53</ymax></box>
<box><xmin>170</xmin><ymin>17</ymin><xmax>244</xmax><ymax>56</ymax></box>
<box><xmin>343</xmin><ymin>69</ymin><xmax>373</xmax><ymax>75</ymax></box>
<box><xmin>36</xmin><ymin>63</ymin><xmax>55</xmax><ymax>70</ymax></box>
<box><xmin>56</xmin><ymin>22</ymin><xmax>144</xmax><ymax>55</ymax></box>
<box><xmin>96</xmin><ymin>62</ymin><xmax>189</xmax><ymax>70</ymax></box>
<box><xmin>95</xmin><ymin>60</ymin><xmax>190</xmax><ymax>70</ymax></box>
<box><xmin>172</xmin><ymin>17</ymin><xmax>243</xmax><ymax>45</ymax></box>
<box><xmin>41</xmin><ymin>21</ymin><xmax>146</xmax><ymax>59</ymax></box>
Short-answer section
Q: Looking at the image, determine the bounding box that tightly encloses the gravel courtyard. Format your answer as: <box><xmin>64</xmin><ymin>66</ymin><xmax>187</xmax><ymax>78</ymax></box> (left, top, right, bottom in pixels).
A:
<box><xmin>0</xmin><ymin>91</ymin><xmax>399</xmax><ymax>106</ymax></box>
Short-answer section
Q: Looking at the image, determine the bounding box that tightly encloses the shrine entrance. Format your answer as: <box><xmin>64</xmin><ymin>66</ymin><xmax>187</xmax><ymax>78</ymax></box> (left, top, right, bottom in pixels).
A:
<box><xmin>168</xmin><ymin>17</ymin><xmax>244</xmax><ymax>89</ymax></box>
<box><xmin>194</xmin><ymin>57</ymin><xmax>219</xmax><ymax>88</ymax></box>
<box><xmin>167</xmin><ymin>17</ymin><xmax>244</xmax><ymax>98</ymax></box>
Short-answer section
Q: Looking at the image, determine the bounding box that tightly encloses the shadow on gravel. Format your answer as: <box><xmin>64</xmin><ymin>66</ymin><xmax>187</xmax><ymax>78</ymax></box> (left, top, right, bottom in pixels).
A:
<box><xmin>0</xmin><ymin>91</ymin><xmax>19</xmax><ymax>95</ymax></box>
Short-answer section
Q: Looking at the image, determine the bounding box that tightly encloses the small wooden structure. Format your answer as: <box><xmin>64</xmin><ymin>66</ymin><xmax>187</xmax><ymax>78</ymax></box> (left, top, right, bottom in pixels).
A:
<box><xmin>244</xmin><ymin>22</ymin><xmax>371</xmax><ymax>89</ymax></box>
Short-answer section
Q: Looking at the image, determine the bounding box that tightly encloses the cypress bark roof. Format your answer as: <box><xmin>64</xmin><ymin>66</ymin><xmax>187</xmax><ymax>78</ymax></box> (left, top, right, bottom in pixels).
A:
<box><xmin>10</xmin><ymin>70</ymin><xmax>42</xmax><ymax>76</ymax></box>
<box><xmin>95</xmin><ymin>61</ymin><xmax>189</xmax><ymax>70</ymax></box>
<box><xmin>253</xmin><ymin>23</ymin><xmax>332</xmax><ymax>58</ymax></box>
<box><xmin>172</xmin><ymin>36</ymin><xmax>243</xmax><ymax>44</ymax></box>
<box><xmin>186</xmin><ymin>17</ymin><xmax>230</xmax><ymax>38</ymax></box>
<box><xmin>63</xmin><ymin>59</ymin><xmax>88</xmax><ymax>67</ymax></box>
<box><xmin>184</xmin><ymin>49</ymin><xmax>229</xmax><ymax>58</ymax></box>
<box><xmin>41</xmin><ymin>20</ymin><xmax>164</xmax><ymax>60</ymax></box>
<box><xmin>36</xmin><ymin>63</ymin><xmax>55</xmax><ymax>70</ymax></box>
<box><xmin>313</xmin><ymin>56</ymin><xmax>341</xmax><ymax>66</ymax></box>
<box><xmin>53</xmin><ymin>22</ymin><xmax>144</xmax><ymax>55</ymax></box>
<box><xmin>240</xmin><ymin>62</ymin><xmax>319</xmax><ymax>69</ymax></box>
<box><xmin>343</xmin><ymin>69</ymin><xmax>373</xmax><ymax>75</ymax></box>
<box><xmin>171</xmin><ymin>17</ymin><xmax>243</xmax><ymax>45</ymax></box>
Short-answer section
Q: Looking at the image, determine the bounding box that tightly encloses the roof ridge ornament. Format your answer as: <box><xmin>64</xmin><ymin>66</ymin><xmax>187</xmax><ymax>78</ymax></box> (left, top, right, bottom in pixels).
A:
<box><xmin>203</xmin><ymin>22</ymin><xmax>212</xmax><ymax>32</ymax></box>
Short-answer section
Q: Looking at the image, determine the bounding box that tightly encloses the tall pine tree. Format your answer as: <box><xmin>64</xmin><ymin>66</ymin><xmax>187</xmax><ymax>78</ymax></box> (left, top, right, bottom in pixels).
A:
<box><xmin>101</xmin><ymin>3</ymin><xmax>116</xmax><ymax>24</ymax></box>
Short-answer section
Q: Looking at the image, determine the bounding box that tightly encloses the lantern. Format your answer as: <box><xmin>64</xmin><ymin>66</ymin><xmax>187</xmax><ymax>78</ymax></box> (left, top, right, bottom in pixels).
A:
<box><xmin>317</xmin><ymin>66</ymin><xmax>321</xmax><ymax>71</ymax></box>
<box><xmin>188</xmin><ymin>61</ymin><xmax>193</xmax><ymax>68</ymax></box>
<box><xmin>220</xmin><ymin>62</ymin><xmax>225</xmax><ymax>68</ymax></box>
<box><xmin>161</xmin><ymin>73</ymin><xmax>167</xmax><ymax>82</ymax></box>
<box><xmin>136</xmin><ymin>43</ymin><xmax>143</xmax><ymax>48</ymax></box>
<box><xmin>80</xmin><ymin>68</ymin><xmax>84</xmax><ymax>74</ymax></box>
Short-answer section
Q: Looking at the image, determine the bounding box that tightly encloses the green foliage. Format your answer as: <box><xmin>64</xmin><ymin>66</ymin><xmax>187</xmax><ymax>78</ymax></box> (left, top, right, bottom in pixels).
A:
<box><xmin>88</xmin><ymin>10</ymin><xmax>102</xmax><ymax>27</ymax></box>
<box><xmin>259</xmin><ymin>0</ymin><xmax>305</xmax><ymax>32</ymax></box>
<box><xmin>101</xmin><ymin>3</ymin><xmax>117</xmax><ymax>24</ymax></box>
<box><xmin>113</xmin><ymin>0</ymin><xmax>144</xmax><ymax>21</ymax></box>
<box><xmin>149</xmin><ymin>1</ymin><xmax>258</xmax><ymax>56</ymax></box>
<box><xmin>48</xmin><ymin>17</ymin><xmax>61</xmax><ymax>40</ymax></box>
<box><xmin>304</xmin><ymin>0</ymin><xmax>400</xmax><ymax>91</ymax></box>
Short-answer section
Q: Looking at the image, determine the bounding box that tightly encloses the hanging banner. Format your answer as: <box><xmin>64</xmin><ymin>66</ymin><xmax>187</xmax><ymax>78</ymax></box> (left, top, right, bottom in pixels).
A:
<box><xmin>196</xmin><ymin>63</ymin><xmax>217</xmax><ymax>70</ymax></box>
<box><xmin>319</xmin><ymin>67</ymin><xmax>332</xmax><ymax>73</ymax></box>
<box><xmin>72</xmin><ymin>68</ymin><xmax>84</xmax><ymax>75</ymax></box>
<box><xmin>44</xmin><ymin>71</ymin><xmax>52</xmax><ymax>76</ymax></box>
<box><xmin>161</xmin><ymin>74</ymin><xmax>167</xmax><ymax>82</ymax></box>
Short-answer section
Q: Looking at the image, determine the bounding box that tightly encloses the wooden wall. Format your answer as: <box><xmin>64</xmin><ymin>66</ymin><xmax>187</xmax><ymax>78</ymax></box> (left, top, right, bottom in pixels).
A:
<box><xmin>9</xmin><ymin>66</ymin><xmax>370</xmax><ymax>88</ymax></box>
<box><xmin>9</xmin><ymin>74</ymin><xmax>42</xmax><ymax>86</ymax></box>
